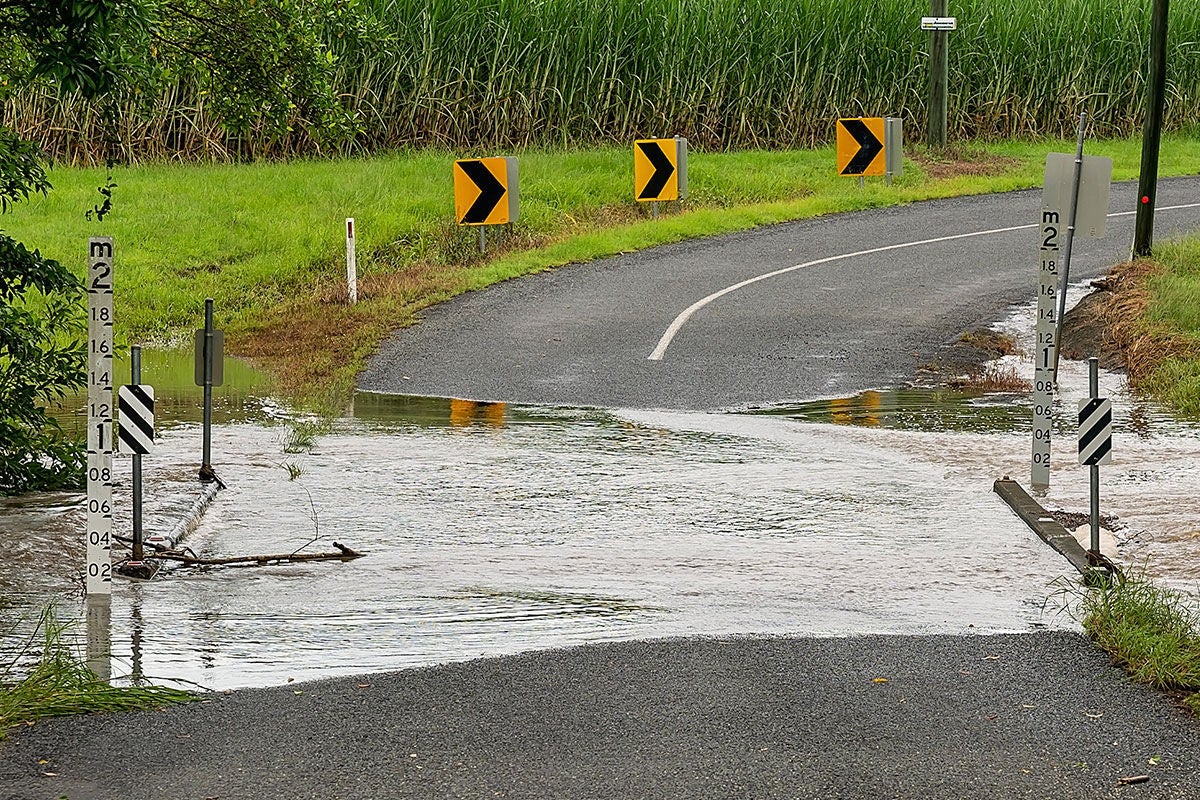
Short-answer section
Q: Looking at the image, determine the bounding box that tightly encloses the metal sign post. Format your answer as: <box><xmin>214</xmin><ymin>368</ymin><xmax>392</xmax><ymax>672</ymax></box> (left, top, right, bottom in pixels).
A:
<box><xmin>86</xmin><ymin>238</ymin><xmax>114</xmax><ymax>596</ymax></box>
<box><xmin>1053</xmin><ymin>114</ymin><xmax>1087</xmax><ymax>378</ymax></box>
<box><xmin>1078</xmin><ymin>357</ymin><xmax>1113</xmax><ymax>556</ymax></box>
<box><xmin>117</xmin><ymin>362</ymin><xmax>156</xmax><ymax>580</ymax></box>
<box><xmin>129</xmin><ymin>347</ymin><xmax>144</xmax><ymax>563</ymax></box>
<box><xmin>194</xmin><ymin>298</ymin><xmax>223</xmax><ymax>478</ymax></box>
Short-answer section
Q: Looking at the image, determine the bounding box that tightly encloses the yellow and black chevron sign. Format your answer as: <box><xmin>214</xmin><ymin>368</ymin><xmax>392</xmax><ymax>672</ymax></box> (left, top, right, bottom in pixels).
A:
<box><xmin>454</xmin><ymin>157</ymin><xmax>520</xmax><ymax>225</ymax></box>
<box><xmin>634</xmin><ymin>137</ymin><xmax>688</xmax><ymax>202</ymax></box>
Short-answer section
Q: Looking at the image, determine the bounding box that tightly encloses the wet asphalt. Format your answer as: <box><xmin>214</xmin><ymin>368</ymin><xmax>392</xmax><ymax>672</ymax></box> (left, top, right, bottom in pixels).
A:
<box><xmin>5</xmin><ymin>183</ymin><xmax>1200</xmax><ymax>799</ymax></box>
<box><xmin>359</xmin><ymin>176</ymin><xmax>1200</xmax><ymax>411</ymax></box>
<box><xmin>3</xmin><ymin>634</ymin><xmax>1200</xmax><ymax>799</ymax></box>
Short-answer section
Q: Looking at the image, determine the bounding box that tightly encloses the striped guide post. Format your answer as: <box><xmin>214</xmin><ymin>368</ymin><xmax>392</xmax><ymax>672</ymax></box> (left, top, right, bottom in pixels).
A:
<box><xmin>86</xmin><ymin>238</ymin><xmax>115</xmax><ymax>595</ymax></box>
<box><xmin>119</xmin><ymin>371</ymin><xmax>154</xmax><ymax>565</ymax></box>
<box><xmin>1079</xmin><ymin>358</ymin><xmax>1111</xmax><ymax>555</ymax></box>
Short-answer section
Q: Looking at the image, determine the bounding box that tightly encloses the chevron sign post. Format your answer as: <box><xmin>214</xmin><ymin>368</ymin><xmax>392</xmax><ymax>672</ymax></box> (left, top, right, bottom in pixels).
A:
<box><xmin>454</xmin><ymin>156</ymin><xmax>519</xmax><ymax>253</ymax></box>
<box><xmin>118</xmin><ymin>384</ymin><xmax>155</xmax><ymax>455</ymax></box>
<box><xmin>1078</xmin><ymin>358</ymin><xmax>1111</xmax><ymax>557</ymax></box>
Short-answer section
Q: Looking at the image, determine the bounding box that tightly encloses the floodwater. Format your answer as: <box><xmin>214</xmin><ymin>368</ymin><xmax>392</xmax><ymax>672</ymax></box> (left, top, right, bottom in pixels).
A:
<box><xmin>1</xmin><ymin>292</ymin><xmax>1198</xmax><ymax>691</ymax></box>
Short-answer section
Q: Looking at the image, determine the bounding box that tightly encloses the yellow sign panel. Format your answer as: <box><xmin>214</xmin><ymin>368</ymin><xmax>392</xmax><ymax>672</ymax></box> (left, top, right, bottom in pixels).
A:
<box><xmin>454</xmin><ymin>157</ymin><xmax>518</xmax><ymax>225</ymax></box>
<box><xmin>634</xmin><ymin>138</ymin><xmax>686</xmax><ymax>202</ymax></box>
<box><xmin>836</xmin><ymin>118</ymin><xmax>886</xmax><ymax>177</ymax></box>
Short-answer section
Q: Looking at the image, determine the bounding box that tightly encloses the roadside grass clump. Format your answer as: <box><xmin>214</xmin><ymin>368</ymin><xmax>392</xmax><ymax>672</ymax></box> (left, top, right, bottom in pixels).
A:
<box><xmin>1079</xmin><ymin>574</ymin><xmax>1200</xmax><ymax>714</ymax></box>
<box><xmin>0</xmin><ymin>607</ymin><xmax>194</xmax><ymax>739</ymax></box>
<box><xmin>282</xmin><ymin>419</ymin><xmax>330</xmax><ymax>453</ymax></box>
<box><xmin>948</xmin><ymin>363</ymin><xmax>1031</xmax><ymax>394</ymax></box>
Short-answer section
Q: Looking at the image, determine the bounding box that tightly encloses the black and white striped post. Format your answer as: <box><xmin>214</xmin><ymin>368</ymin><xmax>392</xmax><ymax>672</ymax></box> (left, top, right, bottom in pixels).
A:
<box><xmin>1078</xmin><ymin>357</ymin><xmax>1112</xmax><ymax>556</ymax></box>
<box><xmin>118</xmin><ymin>347</ymin><xmax>155</xmax><ymax>568</ymax></box>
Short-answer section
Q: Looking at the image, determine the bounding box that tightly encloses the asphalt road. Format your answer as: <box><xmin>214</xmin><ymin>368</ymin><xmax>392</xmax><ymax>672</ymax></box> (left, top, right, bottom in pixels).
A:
<box><xmin>360</xmin><ymin>176</ymin><xmax>1200</xmax><ymax>410</ymax></box>
<box><xmin>3</xmin><ymin>634</ymin><xmax>1199</xmax><ymax>800</ymax></box>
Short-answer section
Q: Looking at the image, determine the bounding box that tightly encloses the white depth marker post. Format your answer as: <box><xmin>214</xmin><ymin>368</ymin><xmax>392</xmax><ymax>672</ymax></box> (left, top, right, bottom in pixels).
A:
<box><xmin>86</xmin><ymin>238</ymin><xmax>115</xmax><ymax>595</ymax></box>
<box><xmin>1031</xmin><ymin>208</ymin><xmax>1060</xmax><ymax>493</ymax></box>
<box><xmin>346</xmin><ymin>218</ymin><xmax>358</xmax><ymax>304</ymax></box>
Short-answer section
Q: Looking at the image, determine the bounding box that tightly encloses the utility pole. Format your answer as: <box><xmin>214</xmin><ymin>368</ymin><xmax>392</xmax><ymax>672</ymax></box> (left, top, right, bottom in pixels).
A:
<box><xmin>1133</xmin><ymin>0</ymin><xmax>1170</xmax><ymax>257</ymax></box>
<box><xmin>927</xmin><ymin>0</ymin><xmax>950</xmax><ymax>149</ymax></box>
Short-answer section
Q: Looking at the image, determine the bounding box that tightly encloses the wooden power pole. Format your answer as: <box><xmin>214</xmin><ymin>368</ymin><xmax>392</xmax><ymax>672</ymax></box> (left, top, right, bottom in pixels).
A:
<box><xmin>1133</xmin><ymin>0</ymin><xmax>1170</xmax><ymax>257</ymax></box>
<box><xmin>927</xmin><ymin>0</ymin><xmax>950</xmax><ymax>149</ymax></box>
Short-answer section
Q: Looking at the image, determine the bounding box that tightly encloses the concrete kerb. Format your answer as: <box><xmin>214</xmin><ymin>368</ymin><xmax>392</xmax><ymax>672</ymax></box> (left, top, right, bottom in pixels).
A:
<box><xmin>994</xmin><ymin>477</ymin><xmax>1091</xmax><ymax>576</ymax></box>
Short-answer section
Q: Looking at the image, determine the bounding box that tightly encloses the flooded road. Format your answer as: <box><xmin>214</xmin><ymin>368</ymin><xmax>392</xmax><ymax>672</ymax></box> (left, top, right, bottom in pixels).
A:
<box><xmin>2</xmin><ymin>295</ymin><xmax>1199</xmax><ymax>691</ymax></box>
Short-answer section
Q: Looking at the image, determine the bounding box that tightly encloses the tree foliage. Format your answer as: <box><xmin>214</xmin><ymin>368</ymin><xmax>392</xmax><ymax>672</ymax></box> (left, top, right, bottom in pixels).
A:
<box><xmin>0</xmin><ymin>239</ymin><xmax>86</xmax><ymax>494</ymax></box>
<box><xmin>0</xmin><ymin>0</ymin><xmax>347</xmax><ymax>493</ymax></box>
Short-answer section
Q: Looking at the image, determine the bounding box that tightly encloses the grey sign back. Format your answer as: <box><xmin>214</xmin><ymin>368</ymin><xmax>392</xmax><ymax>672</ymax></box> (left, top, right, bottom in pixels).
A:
<box><xmin>1042</xmin><ymin>153</ymin><xmax>1113</xmax><ymax>238</ymax></box>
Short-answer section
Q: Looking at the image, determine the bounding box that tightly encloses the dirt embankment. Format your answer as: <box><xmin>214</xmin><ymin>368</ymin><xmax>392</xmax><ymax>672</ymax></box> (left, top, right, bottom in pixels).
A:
<box><xmin>1059</xmin><ymin>259</ymin><xmax>1199</xmax><ymax>385</ymax></box>
<box><xmin>916</xmin><ymin>259</ymin><xmax>1190</xmax><ymax>393</ymax></box>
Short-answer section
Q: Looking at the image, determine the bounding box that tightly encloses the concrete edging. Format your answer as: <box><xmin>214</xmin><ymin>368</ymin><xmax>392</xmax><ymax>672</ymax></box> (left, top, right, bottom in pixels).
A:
<box><xmin>994</xmin><ymin>477</ymin><xmax>1090</xmax><ymax>576</ymax></box>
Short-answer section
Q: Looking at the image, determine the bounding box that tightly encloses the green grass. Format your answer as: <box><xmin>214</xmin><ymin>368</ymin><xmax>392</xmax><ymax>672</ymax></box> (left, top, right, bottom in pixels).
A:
<box><xmin>1080</xmin><ymin>575</ymin><xmax>1200</xmax><ymax>715</ymax></box>
<box><xmin>0</xmin><ymin>606</ymin><xmax>195</xmax><ymax>739</ymax></box>
<box><xmin>1139</xmin><ymin>236</ymin><xmax>1200</xmax><ymax>415</ymax></box>
<box><xmin>4</xmin><ymin>134</ymin><xmax>1200</xmax><ymax>401</ymax></box>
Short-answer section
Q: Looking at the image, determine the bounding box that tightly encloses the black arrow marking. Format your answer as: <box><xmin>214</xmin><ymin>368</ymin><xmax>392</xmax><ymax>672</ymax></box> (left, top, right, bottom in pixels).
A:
<box><xmin>637</xmin><ymin>141</ymin><xmax>675</xmax><ymax>200</ymax></box>
<box><xmin>840</xmin><ymin>119</ymin><xmax>884</xmax><ymax>176</ymax></box>
<box><xmin>459</xmin><ymin>160</ymin><xmax>507</xmax><ymax>223</ymax></box>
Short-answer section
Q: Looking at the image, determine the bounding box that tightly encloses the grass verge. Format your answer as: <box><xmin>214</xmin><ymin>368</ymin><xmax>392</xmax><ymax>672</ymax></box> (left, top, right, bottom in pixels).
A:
<box><xmin>6</xmin><ymin>134</ymin><xmax>1200</xmax><ymax>405</ymax></box>
<box><xmin>0</xmin><ymin>606</ymin><xmax>195</xmax><ymax>739</ymax></box>
<box><xmin>1079</xmin><ymin>575</ymin><xmax>1200</xmax><ymax>716</ymax></box>
<box><xmin>1080</xmin><ymin>235</ymin><xmax>1200</xmax><ymax>416</ymax></box>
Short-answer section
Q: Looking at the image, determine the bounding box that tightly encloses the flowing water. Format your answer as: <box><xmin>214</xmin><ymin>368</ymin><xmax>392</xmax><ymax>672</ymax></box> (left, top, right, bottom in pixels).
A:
<box><xmin>2</xmin><ymin>293</ymin><xmax>1198</xmax><ymax>691</ymax></box>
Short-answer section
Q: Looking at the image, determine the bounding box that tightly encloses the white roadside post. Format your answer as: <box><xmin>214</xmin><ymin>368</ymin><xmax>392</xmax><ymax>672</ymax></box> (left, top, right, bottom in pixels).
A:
<box><xmin>346</xmin><ymin>218</ymin><xmax>358</xmax><ymax>304</ymax></box>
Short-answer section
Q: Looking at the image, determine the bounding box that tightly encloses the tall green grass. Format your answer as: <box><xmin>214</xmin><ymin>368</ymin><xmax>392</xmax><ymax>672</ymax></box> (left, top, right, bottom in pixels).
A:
<box><xmin>6</xmin><ymin>0</ymin><xmax>1200</xmax><ymax>162</ymax></box>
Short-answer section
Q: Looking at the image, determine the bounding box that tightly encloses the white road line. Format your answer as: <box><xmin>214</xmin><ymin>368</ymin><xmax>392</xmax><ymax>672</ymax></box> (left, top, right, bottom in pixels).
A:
<box><xmin>647</xmin><ymin>201</ymin><xmax>1200</xmax><ymax>362</ymax></box>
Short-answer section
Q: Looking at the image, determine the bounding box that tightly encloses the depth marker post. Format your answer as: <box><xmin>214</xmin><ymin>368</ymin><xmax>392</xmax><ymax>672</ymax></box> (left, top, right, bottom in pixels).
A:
<box><xmin>1031</xmin><ymin>201</ymin><xmax>1059</xmax><ymax>493</ymax></box>
<box><xmin>86</xmin><ymin>237</ymin><xmax>115</xmax><ymax>596</ymax></box>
